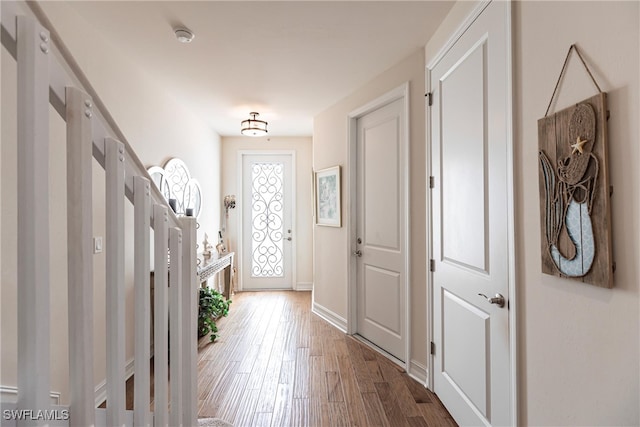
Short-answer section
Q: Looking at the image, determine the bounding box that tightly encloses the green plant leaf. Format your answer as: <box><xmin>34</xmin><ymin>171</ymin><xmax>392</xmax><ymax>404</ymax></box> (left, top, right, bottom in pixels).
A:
<box><xmin>198</xmin><ymin>287</ymin><xmax>231</xmax><ymax>342</ymax></box>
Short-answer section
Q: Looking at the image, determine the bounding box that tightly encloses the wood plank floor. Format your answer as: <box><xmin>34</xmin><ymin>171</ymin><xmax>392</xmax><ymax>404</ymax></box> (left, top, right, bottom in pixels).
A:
<box><xmin>197</xmin><ymin>291</ymin><xmax>456</xmax><ymax>426</ymax></box>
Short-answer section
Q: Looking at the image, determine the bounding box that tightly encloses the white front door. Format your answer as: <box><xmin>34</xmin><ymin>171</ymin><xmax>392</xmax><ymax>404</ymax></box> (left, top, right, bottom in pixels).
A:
<box><xmin>430</xmin><ymin>1</ymin><xmax>514</xmax><ymax>425</ymax></box>
<box><xmin>241</xmin><ymin>153</ymin><xmax>294</xmax><ymax>290</ymax></box>
<box><xmin>355</xmin><ymin>93</ymin><xmax>407</xmax><ymax>362</ymax></box>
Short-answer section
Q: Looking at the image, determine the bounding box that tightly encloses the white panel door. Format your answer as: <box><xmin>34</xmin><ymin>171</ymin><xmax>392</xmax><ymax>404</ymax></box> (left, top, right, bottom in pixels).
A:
<box><xmin>241</xmin><ymin>153</ymin><xmax>294</xmax><ymax>290</ymax></box>
<box><xmin>431</xmin><ymin>1</ymin><xmax>512</xmax><ymax>425</ymax></box>
<box><xmin>356</xmin><ymin>97</ymin><xmax>406</xmax><ymax>361</ymax></box>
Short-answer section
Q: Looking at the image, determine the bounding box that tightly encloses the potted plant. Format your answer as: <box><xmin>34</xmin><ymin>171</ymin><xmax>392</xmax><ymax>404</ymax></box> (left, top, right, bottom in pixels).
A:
<box><xmin>198</xmin><ymin>287</ymin><xmax>231</xmax><ymax>342</ymax></box>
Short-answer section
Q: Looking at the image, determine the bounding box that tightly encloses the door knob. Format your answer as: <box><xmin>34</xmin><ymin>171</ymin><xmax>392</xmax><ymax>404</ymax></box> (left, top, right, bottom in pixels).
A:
<box><xmin>478</xmin><ymin>293</ymin><xmax>505</xmax><ymax>308</ymax></box>
<box><xmin>286</xmin><ymin>237</ymin><xmax>292</xmax><ymax>241</ymax></box>
<box><xmin>353</xmin><ymin>250</ymin><xmax>362</xmax><ymax>257</ymax></box>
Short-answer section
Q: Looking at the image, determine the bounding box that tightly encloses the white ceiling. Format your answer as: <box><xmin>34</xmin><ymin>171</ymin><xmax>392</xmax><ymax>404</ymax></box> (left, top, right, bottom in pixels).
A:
<box><xmin>65</xmin><ymin>1</ymin><xmax>454</xmax><ymax>137</ymax></box>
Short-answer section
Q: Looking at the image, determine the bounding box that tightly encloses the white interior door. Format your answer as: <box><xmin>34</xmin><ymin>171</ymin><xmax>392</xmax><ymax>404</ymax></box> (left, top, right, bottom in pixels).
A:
<box><xmin>241</xmin><ymin>153</ymin><xmax>294</xmax><ymax>290</ymax></box>
<box><xmin>355</xmin><ymin>95</ymin><xmax>407</xmax><ymax>362</ymax></box>
<box><xmin>430</xmin><ymin>1</ymin><xmax>513</xmax><ymax>425</ymax></box>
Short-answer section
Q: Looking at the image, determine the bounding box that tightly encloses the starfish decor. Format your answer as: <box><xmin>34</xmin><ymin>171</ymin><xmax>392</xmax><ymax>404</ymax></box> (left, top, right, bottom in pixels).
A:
<box><xmin>571</xmin><ymin>136</ymin><xmax>588</xmax><ymax>154</ymax></box>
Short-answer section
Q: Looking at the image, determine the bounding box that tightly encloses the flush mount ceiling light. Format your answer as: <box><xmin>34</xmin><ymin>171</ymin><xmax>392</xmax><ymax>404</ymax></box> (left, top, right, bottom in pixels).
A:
<box><xmin>174</xmin><ymin>27</ymin><xmax>194</xmax><ymax>43</ymax></box>
<box><xmin>241</xmin><ymin>112</ymin><xmax>268</xmax><ymax>137</ymax></box>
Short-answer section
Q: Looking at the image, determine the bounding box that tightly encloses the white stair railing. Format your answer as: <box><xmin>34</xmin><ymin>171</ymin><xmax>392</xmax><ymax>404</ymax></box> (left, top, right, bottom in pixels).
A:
<box><xmin>66</xmin><ymin>86</ymin><xmax>97</xmax><ymax>427</ymax></box>
<box><xmin>1</xmin><ymin>2</ymin><xmax>199</xmax><ymax>426</ymax></box>
<box><xmin>133</xmin><ymin>176</ymin><xmax>152</xmax><ymax>427</ymax></box>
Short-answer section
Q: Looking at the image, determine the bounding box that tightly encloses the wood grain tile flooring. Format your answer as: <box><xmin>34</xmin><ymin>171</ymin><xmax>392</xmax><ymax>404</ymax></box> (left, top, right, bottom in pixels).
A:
<box><xmin>197</xmin><ymin>291</ymin><xmax>457</xmax><ymax>427</ymax></box>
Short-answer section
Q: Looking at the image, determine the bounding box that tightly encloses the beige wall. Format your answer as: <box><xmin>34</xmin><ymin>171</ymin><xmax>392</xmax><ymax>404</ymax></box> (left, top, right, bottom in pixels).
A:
<box><xmin>313</xmin><ymin>49</ymin><xmax>429</xmax><ymax>371</ymax></box>
<box><xmin>426</xmin><ymin>0</ymin><xmax>639</xmax><ymax>424</ymax></box>
<box><xmin>221</xmin><ymin>136</ymin><xmax>313</xmax><ymax>288</ymax></box>
<box><xmin>1</xmin><ymin>1</ymin><xmax>222</xmax><ymax>403</ymax></box>
<box><xmin>514</xmin><ymin>1</ymin><xmax>639</xmax><ymax>424</ymax></box>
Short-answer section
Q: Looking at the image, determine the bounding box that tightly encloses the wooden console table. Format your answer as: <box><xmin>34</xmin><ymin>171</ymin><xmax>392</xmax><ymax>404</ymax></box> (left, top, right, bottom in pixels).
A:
<box><xmin>149</xmin><ymin>252</ymin><xmax>234</xmax><ymax>348</ymax></box>
<box><xmin>198</xmin><ymin>252</ymin><xmax>235</xmax><ymax>299</ymax></box>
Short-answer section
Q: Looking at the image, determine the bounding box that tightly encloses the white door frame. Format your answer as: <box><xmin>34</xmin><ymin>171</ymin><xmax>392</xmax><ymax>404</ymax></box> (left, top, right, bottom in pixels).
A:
<box><xmin>346</xmin><ymin>83</ymin><xmax>411</xmax><ymax>368</ymax></box>
<box><xmin>237</xmin><ymin>150</ymin><xmax>297</xmax><ymax>291</ymax></box>
<box><xmin>425</xmin><ymin>1</ymin><xmax>517</xmax><ymax>424</ymax></box>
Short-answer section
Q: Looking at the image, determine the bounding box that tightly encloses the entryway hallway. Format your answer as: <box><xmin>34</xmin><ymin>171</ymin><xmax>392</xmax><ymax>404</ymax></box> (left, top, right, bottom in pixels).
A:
<box><xmin>196</xmin><ymin>291</ymin><xmax>456</xmax><ymax>426</ymax></box>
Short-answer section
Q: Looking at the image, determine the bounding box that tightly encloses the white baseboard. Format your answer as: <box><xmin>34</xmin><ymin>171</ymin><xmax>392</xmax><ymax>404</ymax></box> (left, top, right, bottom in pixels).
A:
<box><xmin>0</xmin><ymin>386</ymin><xmax>60</xmax><ymax>405</ymax></box>
<box><xmin>312</xmin><ymin>301</ymin><xmax>347</xmax><ymax>333</ymax></box>
<box><xmin>94</xmin><ymin>357</ymin><xmax>135</xmax><ymax>408</ymax></box>
<box><xmin>408</xmin><ymin>359</ymin><xmax>428</xmax><ymax>386</ymax></box>
<box><xmin>295</xmin><ymin>282</ymin><xmax>313</xmax><ymax>291</ymax></box>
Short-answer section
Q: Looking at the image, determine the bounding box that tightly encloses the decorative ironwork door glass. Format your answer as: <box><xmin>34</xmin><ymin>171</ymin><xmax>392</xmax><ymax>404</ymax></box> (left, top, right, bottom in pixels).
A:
<box><xmin>250</xmin><ymin>162</ymin><xmax>284</xmax><ymax>277</ymax></box>
<box><xmin>241</xmin><ymin>152</ymin><xmax>294</xmax><ymax>290</ymax></box>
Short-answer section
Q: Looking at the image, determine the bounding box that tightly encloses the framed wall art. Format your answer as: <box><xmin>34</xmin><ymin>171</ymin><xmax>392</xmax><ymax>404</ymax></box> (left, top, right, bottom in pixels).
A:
<box><xmin>315</xmin><ymin>166</ymin><xmax>342</xmax><ymax>227</ymax></box>
<box><xmin>537</xmin><ymin>45</ymin><xmax>614</xmax><ymax>288</ymax></box>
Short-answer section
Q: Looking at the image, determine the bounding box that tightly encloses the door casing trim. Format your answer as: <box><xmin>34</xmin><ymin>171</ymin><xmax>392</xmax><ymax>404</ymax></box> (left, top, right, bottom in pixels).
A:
<box><xmin>425</xmin><ymin>1</ymin><xmax>517</xmax><ymax>425</ymax></box>
<box><xmin>237</xmin><ymin>150</ymin><xmax>297</xmax><ymax>292</ymax></box>
<box><xmin>346</xmin><ymin>82</ymin><xmax>411</xmax><ymax>371</ymax></box>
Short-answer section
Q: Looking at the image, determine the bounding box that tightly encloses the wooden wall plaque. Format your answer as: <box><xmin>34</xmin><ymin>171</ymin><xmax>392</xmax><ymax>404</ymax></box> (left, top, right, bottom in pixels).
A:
<box><xmin>538</xmin><ymin>93</ymin><xmax>614</xmax><ymax>288</ymax></box>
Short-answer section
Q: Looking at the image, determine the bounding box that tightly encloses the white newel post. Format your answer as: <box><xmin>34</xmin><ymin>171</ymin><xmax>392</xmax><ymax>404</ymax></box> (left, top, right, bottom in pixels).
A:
<box><xmin>169</xmin><ymin>228</ymin><xmax>184</xmax><ymax>426</ymax></box>
<box><xmin>16</xmin><ymin>15</ymin><xmax>51</xmax><ymax>426</ymax></box>
<box><xmin>134</xmin><ymin>176</ymin><xmax>152</xmax><ymax>427</ymax></box>
<box><xmin>66</xmin><ymin>87</ymin><xmax>96</xmax><ymax>426</ymax></box>
<box><xmin>180</xmin><ymin>217</ymin><xmax>198</xmax><ymax>427</ymax></box>
<box><xmin>105</xmin><ymin>138</ymin><xmax>126</xmax><ymax>427</ymax></box>
<box><xmin>153</xmin><ymin>204</ymin><xmax>169</xmax><ymax>427</ymax></box>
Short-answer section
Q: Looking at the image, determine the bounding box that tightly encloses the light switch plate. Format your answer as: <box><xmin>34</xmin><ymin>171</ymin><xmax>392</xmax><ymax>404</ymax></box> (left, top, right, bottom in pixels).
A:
<box><xmin>93</xmin><ymin>236</ymin><xmax>103</xmax><ymax>254</ymax></box>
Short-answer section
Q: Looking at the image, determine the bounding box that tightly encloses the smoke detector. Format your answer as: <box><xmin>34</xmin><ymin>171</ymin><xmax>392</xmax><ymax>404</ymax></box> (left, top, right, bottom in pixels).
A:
<box><xmin>174</xmin><ymin>28</ymin><xmax>194</xmax><ymax>43</ymax></box>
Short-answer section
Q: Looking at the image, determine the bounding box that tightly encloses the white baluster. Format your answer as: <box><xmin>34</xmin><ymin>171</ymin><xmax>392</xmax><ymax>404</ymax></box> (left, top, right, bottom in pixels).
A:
<box><xmin>180</xmin><ymin>217</ymin><xmax>198</xmax><ymax>427</ymax></box>
<box><xmin>169</xmin><ymin>228</ymin><xmax>183</xmax><ymax>426</ymax></box>
<box><xmin>66</xmin><ymin>87</ymin><xmax>96</xmax><ymax>426</ymax></box>
<box><xmin>134</xmin><ymin>177</ymin><xmax>152</xmax><ymax>427</ymax></box>
<box><xmin>16</xmin><ymin>15</ymin><xmax>51</xmax><ymax>427</ymax></box>
<box><xmin>153</xmin><ymin>205</ymin><xmax>169</xmax><ymax>427</ymax></box>
<box><xmin>106</xmin><ymin>138</ymin><xmax>126</xmax><ymax>427</ymax></box>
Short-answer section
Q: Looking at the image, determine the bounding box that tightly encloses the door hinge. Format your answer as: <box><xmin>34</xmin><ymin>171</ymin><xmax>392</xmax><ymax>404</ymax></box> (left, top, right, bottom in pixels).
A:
<box><xmin>429</xmin><ymin>176</ymin><xmax>435</xmax><ymax>189</ymax></box>
<box><xmin>426</xmin><ymin>92</ymin><xmax>433</xmax><ymax>106</ymax></box>
<box><xmin>430</xmin><ymin>341</ymin><xmax>436</xmax><ymax>355</ymax></box>
<box><xmin>429</xmin><ymin>259</ymin><xmax>435</xmax><ymax>272</ymax></box>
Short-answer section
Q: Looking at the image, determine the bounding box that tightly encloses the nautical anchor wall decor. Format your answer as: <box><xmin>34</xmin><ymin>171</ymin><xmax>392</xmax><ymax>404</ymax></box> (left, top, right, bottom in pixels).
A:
<box><xmin>537</xmin><ymin>45</ymin><xmax>614</xmax><ymax>288</ymax></box>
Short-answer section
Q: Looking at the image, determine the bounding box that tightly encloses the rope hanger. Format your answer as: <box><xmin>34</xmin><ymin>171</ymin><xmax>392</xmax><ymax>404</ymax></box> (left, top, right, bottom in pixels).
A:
<box><xmin>545</xmin><ymin>44</ymin><xmax>604</xmax><ymax>117</ymax></box>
